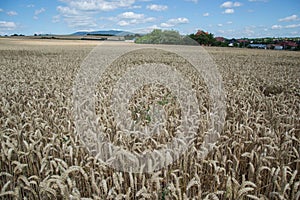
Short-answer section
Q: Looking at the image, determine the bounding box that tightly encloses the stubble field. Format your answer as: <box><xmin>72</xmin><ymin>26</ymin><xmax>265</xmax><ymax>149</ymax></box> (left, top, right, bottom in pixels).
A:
<box><xmin>0</xmin><ymin>38</ymin><xmax>299</xmax><ymax>200</ymax></box>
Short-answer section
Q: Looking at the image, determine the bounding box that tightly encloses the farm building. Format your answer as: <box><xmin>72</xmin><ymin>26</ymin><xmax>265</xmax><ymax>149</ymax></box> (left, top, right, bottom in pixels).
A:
<box><xmin>248</xmin><ymin>44</ymin><xmax>267</xmax><ymax>49</ymax></box>
<box><xmin>215</xmin><ymin>37</ymin><xmax>226</xmax><ymax>42</ymax></box>
<box><xmin>274</xmin><ymin>45</ymin><xmax>284</xmax><ymax>50</ymax></box>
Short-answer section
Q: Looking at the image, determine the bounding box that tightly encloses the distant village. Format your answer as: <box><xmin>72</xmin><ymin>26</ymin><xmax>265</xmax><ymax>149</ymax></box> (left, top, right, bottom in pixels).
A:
<box><xmin>194</xmin><ymin>30</ymin><xmax>300</xmax><ymax>51</ymax></box>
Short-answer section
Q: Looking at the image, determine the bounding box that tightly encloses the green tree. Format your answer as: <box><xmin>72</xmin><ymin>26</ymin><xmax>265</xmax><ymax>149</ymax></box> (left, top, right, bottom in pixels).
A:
<box><xmin>189</xmin><ymin>32</ymin><xmax>216</xmax><ymax>46</ymax></box>
<box><xmin>135</xmin><ymin>29</ymin><xmax>197</xmax><ymax>45</ymax></box>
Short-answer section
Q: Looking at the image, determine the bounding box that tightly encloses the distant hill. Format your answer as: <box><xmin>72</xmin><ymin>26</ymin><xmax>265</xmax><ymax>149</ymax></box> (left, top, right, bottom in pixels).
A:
<box><xmin>72</xmin><ymin>30</ymin><xmax>135</xmax><ymax>36</ymax></box>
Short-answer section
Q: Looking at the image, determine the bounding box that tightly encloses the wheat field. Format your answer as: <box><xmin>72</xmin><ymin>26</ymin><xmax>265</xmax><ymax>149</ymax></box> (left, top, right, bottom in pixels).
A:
<box><xmin>0</xmin><ymin>38</ymin><xmax>299</xmax><ymax>200</ymax></box>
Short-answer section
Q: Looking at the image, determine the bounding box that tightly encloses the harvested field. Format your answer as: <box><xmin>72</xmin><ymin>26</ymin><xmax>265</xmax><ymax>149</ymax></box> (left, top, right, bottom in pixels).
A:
<box><xmin>0</xmin><ymin>38</ymin><xmax>299</xmax><ymax>199</ymax></box>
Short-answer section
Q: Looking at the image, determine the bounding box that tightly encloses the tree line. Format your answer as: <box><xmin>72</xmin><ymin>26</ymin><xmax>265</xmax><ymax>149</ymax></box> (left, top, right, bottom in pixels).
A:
<box><xmin>135</xmin><ymin>29</ymin><xmax>300</xmax><ymax>50</ymax></box>
<box><xmin>135</xmin><ymin>29</ymin><xmax>217</xmax><ymax>46</ymax></box>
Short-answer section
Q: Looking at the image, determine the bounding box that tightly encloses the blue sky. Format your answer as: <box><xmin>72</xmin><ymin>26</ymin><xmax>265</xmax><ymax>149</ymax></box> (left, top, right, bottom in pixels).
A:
<box><xmin>0</xmin><ymin>0</ymin><xmax>299</xmax><ymax>38</ymax></box>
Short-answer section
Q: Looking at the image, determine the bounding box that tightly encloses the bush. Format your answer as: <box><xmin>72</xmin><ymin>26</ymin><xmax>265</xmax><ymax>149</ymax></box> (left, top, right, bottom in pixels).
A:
<box><xmin>135</xmin><ymin>29</ymin><xmax>197</xmax><ymax>45</ymax></box>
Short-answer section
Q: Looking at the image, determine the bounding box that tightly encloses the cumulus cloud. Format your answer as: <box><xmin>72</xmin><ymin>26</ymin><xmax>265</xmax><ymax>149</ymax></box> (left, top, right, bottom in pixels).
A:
<box><xmin>285</xmin><ymin>24</ymin><xmax>300</xmax><ymax>28</ymax></box>
<box><xmin>116</xmin><ymin>11</ymin><xmax>155</xmax><ymax>26</ymax></box>
<box><xmin>66</xmin><ymin>0</ymin><xmax>136</xmax><ymax>11</ymax></box>
<box><xmin>57</xmin><ymin>6</ymin><xmax>79</xmax><ymax>15</ymax></box>
<box><xmin>119</xmin><ymin>11</ymin><xmax>144</xmax><ymax>19</ymax></box>
<box><xmin>129</xmin><ymin>5</ymin><xmax>142</xmax><ymax>9</ymax></box>
<box><xmin>203</xmin><ymin>12</ymin><xmax>209</xmax><ymax>17</ymax></box>
<box><xmin>220</xmin><ymin>1</ymin><xmax>242</xmax><ymax>8</ymax></box>
<box><xmin>57</xmin><ymin>6</ymin><xmax>97</xmax><ymax>28</ymax></box>
<box><xmin>160</xmin><ymin>17</ymin><xmax>189</xmax><ymax>28</ymax></box>
<box><xmin>160</xmin><ymin>23</ymin><xmax>173</xmax><ymax>28</ymax></box>
<box><xmin>118</xmin><ymin>17</ymin><xmax>155</xmax><ymax>26</ymax></box>
<box><xmin>271</xmin><ymin>25</ymin><xmax>282</xmax><ymax>29</ymax></box>
<box><xmin>220</xmin><ymin>1</ymin><xmax>240</xmax><ymax>14</ymax></box>
<box><xmin>35</xmin><ymin>8</ymin><xmax>45</xmax><ymax>15</ymax></box>
<box><xmin>0</xmin><ymin>21</ymin><xmax>17</xmax><ymax>30</ymax></box>
<box><xmin>223</xmin><ymin>9</ymin><xmax>234</xmax><ymax>14</ymax></box>
<box><xmin>7</xmin><ymin>11</ymin><xmax>18</xmax><ymax>16</ymax></box>
<box><xmin>185</xmin><ymin>0</ymin><xmax>198</xmax><ymax>3</ymax></box>
<box><xmin>117</xmin><ymin>21</ymin><xmax>130</xmax><ymax>26</ymax></box>
<box><xmin>56</xmin><ymin>0</ymin><xmax>140</xmax><ymax>29</ymax></box>
<box><xmin>33</xmin><ymin>8</ymin><xmax>45</xmax><ymax>19</ymax></box>
<box><xmin>278</xmin><ymin>15</ymin><xmax>299</xmax><ymax>22</ymax></box>
<box><xmin>271</xmin><ymin>23</ymin><xmax>300</xmax><ymax>29</ymax></box>
<box><xmin>146</xmin><ymin>4</ymin><xmax>168</xmax><ymax>11</ymax></box>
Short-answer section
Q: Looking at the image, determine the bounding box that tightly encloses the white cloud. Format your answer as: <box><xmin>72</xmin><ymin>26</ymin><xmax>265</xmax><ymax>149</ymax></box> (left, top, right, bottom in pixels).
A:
<box><xmin>116</xmin><ymin>11</ymin><xmax>155</xmax><ymax>26</ymax></box>
<box><xmin>185</xmin><ymin>0</ymin><xmax>198</xmax><ymax>3</ymax></box>
<box><xmin>34</xmin><ymin>8</ymin><xmax>46</xmax><ymax>19</ymax></box>
<box><xmin>217</xmin><ymin>27</ymin><xmax>259</xmax><ymax>38</ymax></box>
<box><xmin>57</xmin><ymin>6</ymin><xmax>78</xmax><ymax>15</ymax></box>
<box><xmin>285</xmin><ymin>24</ymin><xmax>300</xmax><ymax>28</ymax></box>
<box><xmin>227</xmin><ymin>21</ymin><xmax>233</xmax><ymax>24</ymax></box>
<box><xmin>7</xmin><ymin>11</ymin><xmax>18</xmax><ymax>16</ymax></box>
<box><xmin>160</xmin><ymin>23</ymin><xmax>173</xmax><ymax>28</ymax></box>
<box><xmin>35</xmin><ymin>8</ymin><xmax>45</xmax><ymax>15</ymax></box>
<box><xmin>27</xmin><ymin>4</ymin><xmax>35</xmax><ymax>8</ymax></box>
<box><xmin>271</xmin><ymin>25</ymin><xmax>282</xmax><ymax>29</ymax></box>
<box><xmin>248</xmin><ymin>0</ymin><xmax>268</xmax><ymax>2</ymax></box>
<box><xmin>64</xmin><ymin>15</ymin><xmax>97</xmax><ymax>28</ymax></box>
<box><xmin>146</xmin><ymin>4</ymin><xmax>168</xmax><ymax>11</ymax></box>
<box><xmin>57</xmin><ymin>6</ymin><xmax>97</xmax><ymax>28</ymax></box>
<box><xmin>223</xmin><ymin>9</ymin><xmax>234</xmax><ymax>14</ymax></box>
<box><xmin>117</xmin><ymin>20</ymin><xmax>130</xmax><ymax>26</ymax></box>
<box><xmin>74</xmin><ymin>28</ymin><xmax>99</xmax><ymax>32</ymax></box>
<box><xmin>67</xmin><ymin>0</ymin><xmax>136</xmax><ymax>11</ymax></box>
<box><xmin>203</xmin><ymin>12</ymin><xmax>209</xmax><ymax>17</ymax></box>
<box><xmin>271</xmin><ymin>24</ymin><xmax>300</xmax><ymax>30</ymax></box>
<box><xmin>278</xmin><ymin>15</ymin><xmax>299</xmax><ymax>22</ymax></box>
<box><xmin>56</xmin><ymin>0</ymin><xmax>140</xmax><ymax>29</ymax></box>
<box><xmin>0</xmin><ymin>8</ymin><xmax>3</xmax><ymax>12</ymax></box>
<box><xmin>129</xmin><ymin>5</ymin><xmax>142</xmax><ymax>9</ymax></box>
<box><xmin>218</xmin><ymin>24</ymin><xmax>223</xmax><ymax>27</ymax></box>
<box><xmin>221</xmin><ymin>1</ymin><xmax>233</xmax><ymax>8</ymax></box>
<box><xmin>52</xmin><ymin>15</ymin><xmax>60</xmax><ymax>23</ymax></box>
<box><xmin>160</xmin><ymin>17</ymin><xmax>189</xmax><ymax>28</ymax></box>
<box><xmin>169</xmin><ymin>18</ymin><xmax>189</xmax><ymax>24</ymax></box>
<box><xmin>220</xmin><ymin>1</ymin><xmax>240</xmax><ymax>14</ymax></box>
<box><xmin>133</xmin><ymin>24</ymin><xmax>160</xmax><ymax>34</ymax></box>
<box><xmin>118</xmin><ymin>17</ymin><xmax>155</xmax><ymax>26</ymax></box>
<box><xmin>119</xmin><ymin>12</ymin><xmax>143</xmax><ymax>19</ymax></box>
<box><xmin>0</xmin><ymin>21</ymin><xmax>17</xmax><ymax>30</ymax></box>
<box><xmin>290</xmin><ymin>31</ymin><xmax>299</xmax><ymax>35</ymax></box>
<box><xmin>220</xmin><ymin>1</ymin><xmax>242</xmax><ymax>8</ymax></box>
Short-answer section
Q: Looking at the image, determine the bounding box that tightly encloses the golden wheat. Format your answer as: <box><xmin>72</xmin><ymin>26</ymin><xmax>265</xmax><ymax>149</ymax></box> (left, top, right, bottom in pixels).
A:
<box><xmin>0</xmin><ymin>39</ymin><xmax>299</xmax><ymax>199</ymax></box>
